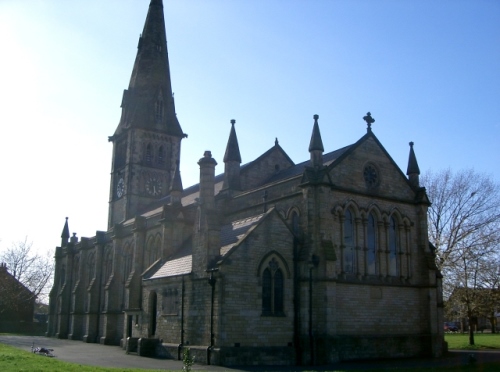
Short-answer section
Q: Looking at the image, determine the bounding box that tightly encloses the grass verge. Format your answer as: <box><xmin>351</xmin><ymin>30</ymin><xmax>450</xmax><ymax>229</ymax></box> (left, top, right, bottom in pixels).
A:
<box><xmin>445</xmin><ymin>333</ymin><xmax>500</xmax><ymax>350</ymax></box>
<box><xmin>0</xmin><ymin>343</ymin><xmax>165</xmax><ymax>372</ymax></box>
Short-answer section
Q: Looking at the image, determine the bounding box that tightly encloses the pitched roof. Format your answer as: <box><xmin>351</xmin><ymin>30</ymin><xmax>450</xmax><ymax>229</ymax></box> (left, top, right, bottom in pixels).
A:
<box><xmin>144</xmin><ymin>212</ymin><xmax>268</xmax><ymax>280</ymax></box>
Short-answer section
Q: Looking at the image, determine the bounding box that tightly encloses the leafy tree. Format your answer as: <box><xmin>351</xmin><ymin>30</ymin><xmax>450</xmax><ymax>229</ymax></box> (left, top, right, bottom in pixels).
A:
<box><xmin>422</xmin><ymin>169</ymin><xmax>500</xmax><ymax>345</ymax></box>
<box><xmin>0</xmin><ymin>237</ymin><xmax>54</xmax><ymax>305</ymax></box>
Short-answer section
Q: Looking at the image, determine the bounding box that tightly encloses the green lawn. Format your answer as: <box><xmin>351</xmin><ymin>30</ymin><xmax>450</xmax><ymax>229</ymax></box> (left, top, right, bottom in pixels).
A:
<box><xmin>2</xmin><ymin>340</ymin><xmax>500</xmax><ymax>372</ymax></box>
<box><xmin>446</xmin><ymin>333</ymin><xmax>500</xmax><ymax>350</ymax></box>
<box><xmin>0</xmin><ymin>343</ymin><xmax>166</xmax><ymax>372</ymax></box>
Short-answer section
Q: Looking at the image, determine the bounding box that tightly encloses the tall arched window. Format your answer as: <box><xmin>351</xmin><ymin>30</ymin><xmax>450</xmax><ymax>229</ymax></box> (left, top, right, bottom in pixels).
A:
<box><xmin>366</xmin><ymin>214</ymin><xmax>377</xmax><ymax>275</ymax></box>
<box><xmin>388</xmin><ymin>216</ymin><xmax>399</xmax><ymax>276</ymax></box>
<box><xmin>104</xmin><ymin>248</ymin><xmax>113</xmax><ymax>281</ymax></box>
<box><xmin>153</xmin><ymin>236</ymin><xmax>161</xmax><ymax>263</ymax></box>
<box><xmin>145</xmin><ymin>237</ymin><xmax>154</xmax><ymax>267</ymax></box>
<box><xmin>73</xmin><ymin>254</ymin><xmax>80</xmax><ymax>284</ymax></box>
<box><xmin>123</xmin><ymin>244</ymin><xmax>133</xmax><ymax>281</ymax></box>
<box><xmin>343</xmin><ymin>209</ymin><xmax>355</xmax><ymax>273</ymax></box>
<box><xmin>87</xmin><ymin>252</ymin><xmax>95</xmax><ymax>281</ymax></box>
<box><xmin>145</xmin><ymin>143</ymin><xmax>152</xmax><ymax>163</ymax></box>
<box><xmin>261</xmin><ymin>258</ymin><xmax>284</xmax><ymax>316</ymax></box>
<box><xmin>158</xmin><ymin>146</ymin><xmax>164</xmax><ymax>164</ymax></box>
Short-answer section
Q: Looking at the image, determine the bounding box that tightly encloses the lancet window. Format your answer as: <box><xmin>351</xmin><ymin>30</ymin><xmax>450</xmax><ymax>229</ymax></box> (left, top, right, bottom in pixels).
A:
<box><xmin>366</xmin><ymin>213</ymin><xmax>377</xmax><ymax>275</ymax></box>
<box><xmin>343</xmin><ymin>209</ymin><xmax>356</xmax><ymax>273</ymax></box>
<box><xmin>388</xmin><ymin>216</ymin><xmax>399</xmax><ymax>276</ymax></box>
<box><xmin>262</xmin><ymin>257</ymin><xmax>284</xmax><ymax>316</ymax></box>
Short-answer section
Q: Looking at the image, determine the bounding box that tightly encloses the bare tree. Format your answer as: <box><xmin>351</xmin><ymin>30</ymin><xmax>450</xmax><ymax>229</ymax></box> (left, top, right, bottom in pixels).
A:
<box><xmin>0</xmin><ymin>237</ymin><xmax>54</xmax><ymax>305</ymax></box>
<box><xmin>422</xmin><ymin>169</ymin><xmax>500</xmax><ymax>345</ymax></box>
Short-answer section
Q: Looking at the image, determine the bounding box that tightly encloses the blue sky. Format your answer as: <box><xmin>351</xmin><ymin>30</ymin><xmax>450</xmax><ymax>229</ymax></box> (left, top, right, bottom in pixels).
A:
<box><xmin>0</xmin><ymin>0</ymin><xmax>498</xmax><ymax>256</ymax></box>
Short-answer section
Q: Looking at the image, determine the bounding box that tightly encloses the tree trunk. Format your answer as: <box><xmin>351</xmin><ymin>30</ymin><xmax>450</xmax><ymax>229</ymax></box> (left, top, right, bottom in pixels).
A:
<box><xmin>468</xmin><ymin>316</ymin><xmax>475</xmax><ymax>345</ymax></box>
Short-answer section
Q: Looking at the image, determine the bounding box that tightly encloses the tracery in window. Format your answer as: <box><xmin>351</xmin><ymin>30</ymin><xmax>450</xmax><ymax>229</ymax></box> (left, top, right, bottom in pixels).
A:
<box><xmin>343</xmin><ymin>209</ymin><xmax>355</xmax><ymax>273</ymax></box>
<box><xmin>262</xmin><ymin>258</ymin><xmax>284</xmax><ymax>316</ymax></box>
<box><xmin>366</xmin><ymin>213</ymin><xmax>377</xmax><ymax>275</ymax></box>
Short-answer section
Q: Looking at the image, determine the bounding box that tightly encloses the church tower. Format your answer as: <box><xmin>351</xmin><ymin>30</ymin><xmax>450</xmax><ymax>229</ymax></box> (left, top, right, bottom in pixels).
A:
<box><xmin>108</xmin><ymin>0</ymin><xmax>185</xmax><ymax>228</ymax></box>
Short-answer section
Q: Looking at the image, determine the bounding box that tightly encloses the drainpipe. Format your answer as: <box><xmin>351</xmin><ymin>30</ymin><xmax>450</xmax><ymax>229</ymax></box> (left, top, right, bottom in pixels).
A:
<box><xmin>308</xmin><ymin>255</ymin><xmax>319</xmax><ymax>365</ymax></box>
<box><xmin>293</xmin><ymin>236</ymin><xmax>302</xmax><ymax>365</ymax></box>
<box><xmin>95</xmin><ymin>236</ymin><xmax>105</xmax><ymax>343</ymax></box>
<box><xmin>207</xmin><ymin>268</ymin><xmax>219</xmax><ymax>365</ymax></box>
<box><xmin>179</xmin><ymin>275</ymin><xmax>185</xmax><ymax>360</ymax></box>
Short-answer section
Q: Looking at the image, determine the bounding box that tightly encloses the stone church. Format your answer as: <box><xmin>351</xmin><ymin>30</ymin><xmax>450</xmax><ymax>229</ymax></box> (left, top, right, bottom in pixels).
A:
<box><xmin>48</xmin><ymin>0</ymin><xmax>445</xmax><ymax>366</ymax></box>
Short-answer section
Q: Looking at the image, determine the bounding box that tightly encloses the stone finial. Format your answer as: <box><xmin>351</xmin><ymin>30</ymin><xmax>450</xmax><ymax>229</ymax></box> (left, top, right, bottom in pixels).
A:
<box><xmin>407</xmin><ymin>141</ymin><xmax>421</xmax><ymax>188</ymax></box>
<box><xmin>363</xmin><ymin>112</ymin><xmax>375</xmax><ymax>132</ymax></box>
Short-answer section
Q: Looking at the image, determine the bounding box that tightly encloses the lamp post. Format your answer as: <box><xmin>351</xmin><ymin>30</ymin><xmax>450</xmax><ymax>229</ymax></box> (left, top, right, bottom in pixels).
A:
<box><xmin>308</xmin><ymin>254</ymin><xmax>319</xmax><ymax>365</ymax></box>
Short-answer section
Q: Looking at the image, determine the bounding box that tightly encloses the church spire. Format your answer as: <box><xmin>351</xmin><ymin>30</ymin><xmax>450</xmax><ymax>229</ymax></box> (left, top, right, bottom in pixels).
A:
<box><xmin>309</xmin><ymin>114</ymin><xmax>324</xmax><ymax>167</ymax></box>
<box><xmin>61</xmin><ymin>217</ymin><xmax>70</xmax><ymax>247</ymax></box>
<box><xmin>406</xmin><ymin>141</ymin><xmax>421</xmax><ymax>188</ymax></box>
<box><xmin>170</xmin><ymin>160</ymin><xmax>183</xmax><ymax>204</ymax></box>
<box><xmin>115</xmin><ymin>0</ymin><xmax>183</xmax><ymax>137</ymax></box>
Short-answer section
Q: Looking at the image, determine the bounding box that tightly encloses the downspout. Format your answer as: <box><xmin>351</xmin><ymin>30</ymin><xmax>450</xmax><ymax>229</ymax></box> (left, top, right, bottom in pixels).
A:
<box><xmin>293</xmin><ymin>236</ymin><xmax>302</xmax><ymax>365</ymax></box>
<box><xmin>207</xmin><ymin>268</ymin><xmax>218</xmax><ymax>365</ymax></box>
<box><xmin>178</xmin><ymin>275</ymin><xmax>185</xmax><ymax>360</ymax></box>
<box><xmin>308</xmin><ymin>255</ymin><xmax>319</xmax><ymax>365</ymax></box>
<box><xmin>65</xmin><ymin>249</ymin><xmax>74</xmax><ymax>338</ymax></box>
<box><xmin>95</xmin><ymin>242</ymin><xmax>104</xmax><ymax>343</ymax></box>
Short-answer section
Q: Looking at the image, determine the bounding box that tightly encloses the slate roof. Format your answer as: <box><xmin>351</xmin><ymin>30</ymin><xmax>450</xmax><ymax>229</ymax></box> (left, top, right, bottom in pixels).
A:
<box><xmin>219</xmin><ymin>213</ymin><xmax>266</xmax><ymax>256</ymax></box>
<box><xmin>263</xmin><ymin>145</ymin><xmax>351</xmax><ymax>184</ymax></box>
<box><xmin>145</xmin><ymin>212</ymin><xmax>267</xmax><ymax>280</ymax></box>
<box><xmin>139</xmin><ymin>144</ymin><xmax>353</xmax><ymax>222</ymax></box>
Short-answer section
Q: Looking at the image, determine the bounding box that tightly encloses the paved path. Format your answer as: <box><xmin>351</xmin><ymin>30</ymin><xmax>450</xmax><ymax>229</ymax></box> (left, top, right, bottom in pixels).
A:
<box><xmin>2</xmin><ymin>335</ymin><xmax>500</xmax><ymax>371</ymax></box>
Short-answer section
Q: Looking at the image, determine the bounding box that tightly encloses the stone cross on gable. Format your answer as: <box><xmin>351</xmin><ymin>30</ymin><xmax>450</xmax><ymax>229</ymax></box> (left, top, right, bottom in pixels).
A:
<box><xmin>363</xmin><ymin>112</ymin><xmax>375</xmax><ymax>132</ymax></box>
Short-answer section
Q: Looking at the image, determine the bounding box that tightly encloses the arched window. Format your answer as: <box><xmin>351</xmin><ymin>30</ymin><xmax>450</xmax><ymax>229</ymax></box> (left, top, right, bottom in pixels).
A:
<box><xmin>87</xmin><ymin>252</ymin><xmax>95</xmax><ymax>281</ymax></box>
<box><xmin>72</xmin><ymin>254</ymin><xmax>80</xmax><ymax>283</ymax></box>
<box><xmin>60</xmin><ymin>265</ymin><xmax>66</xmax><ymax>286</ymax></box>
<box><xmin>388</xmin><ymin>216</ymin><xmax>399</xmax><ymax>276</ymax></box>
<box><xmin>366</xmin><ymin>214</ymin><xmax>377</xmax><ymax>275</ymax></box>
<box><xmin>158</xmin><ymin>146</ymin><xmax>164</xmax><ymax>164</ymax></box>
<box><xmin>261</xmin><ymin>258</ymin><xmax>284</xmax><ymax>316</ymax></box>
<box><xmin>123</xmin><ymin>244</ymin><xmax>133</xmax><ymax>281</ymax></box>
<box><xmin>343</xmin><ymin>209</ymin><xmax>355</xmax><ymax>273</ymax></box>
<box><xmin>153</xmin><ymin>236</ymin><xmax>161</xmax><ymax>263</ymax></box>
<box><xmin>104</xmin><ymin>248</ymin><xmax>113</xmax><ymax>281</ymax></box>
<box><xmin>145</xmin><ymin>143</ymin><xmax>152</xmax><ymax>163</ymax></box>
<box><xmin>145</xmin><ymin>237</ymin><xmax>154</xmax><ymax>267</ymax></box>
<box><xmin>145</xmin><ymin>235</ymin><xmax>161</xmax><ymax>267</ymax></box>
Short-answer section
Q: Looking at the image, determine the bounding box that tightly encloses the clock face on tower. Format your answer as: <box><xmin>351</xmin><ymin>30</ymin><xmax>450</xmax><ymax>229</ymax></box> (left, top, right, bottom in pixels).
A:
<box><xmin>116</xmin><ymin>178</ymin><xmax>125</xmax><ymax>198</ymax></box>
<box><xmin>145</xmin><ymin>176</ymin><xmax>162</xmax><ymax>196</ymax></box>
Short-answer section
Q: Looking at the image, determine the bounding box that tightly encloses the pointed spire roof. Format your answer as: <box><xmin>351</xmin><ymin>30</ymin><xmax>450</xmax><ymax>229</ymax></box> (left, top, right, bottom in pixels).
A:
<box><xmin>114</xmin><ymin>0</ymin><xmax>184</xmax><ymax>138</ymax></box>
<box><xmin>406</xmin><ymin>141</ymin><xmax>420</xmax><ymax>175</ymax></box>
<box><xmin>170</xmin><ymin>160</ymin><xmax>183</xmax><ymax>192</ymax></box>
<box><xmin>61</xmin><ymin>217</ymin><xmax>70</xmax><ymax>247</ymax></box>
<box><xmin>223</xmin><ymin>119</ymin><xmax>242</xmax><ymax>163</ymax></box>
<box><xmin>308</xmin><ymin>114</ymin><xmax>324</xmax><ymax>152</ymax></box>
